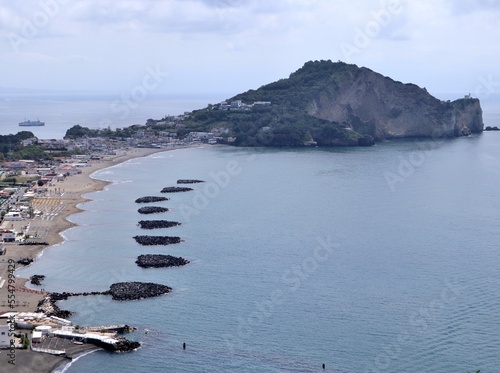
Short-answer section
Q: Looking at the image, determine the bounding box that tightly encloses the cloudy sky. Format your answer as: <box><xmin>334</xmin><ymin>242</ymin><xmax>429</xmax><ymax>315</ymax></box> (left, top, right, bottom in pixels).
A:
<box><xmin>0</xmin><ymin>0</ymin><xmax>499</xmax><ymax>103</ymax></box>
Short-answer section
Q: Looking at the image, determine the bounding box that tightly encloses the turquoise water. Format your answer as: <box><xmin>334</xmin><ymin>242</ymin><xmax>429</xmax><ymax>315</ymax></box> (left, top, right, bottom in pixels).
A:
<box><xmin>18</xmin><ymin>134</ymin><xmax>500</xmax><ymax>372</ymax></box>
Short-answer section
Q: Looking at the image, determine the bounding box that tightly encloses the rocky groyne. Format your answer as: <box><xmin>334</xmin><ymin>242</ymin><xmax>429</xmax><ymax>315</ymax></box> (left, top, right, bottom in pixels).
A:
<box><xmin>36</xmin><ymin>293</ymin><xmax>79</xmax><ymax>318</ymax></box>
<box><xmin>109</xmin><ymin>282</ymin><xmax>172</xmax><ymax>301</ymax></box>
<box><xmin>138</xmin><ymin>220</ymin><xmax>181</xmax><ymax>229</ymax></box>
<box><xmin>133</xmin><ymin>235</ymin><xmax>182</xmax><ymax>245</ymax></box>
<box><xmin>135</xmin><ymin>196</ymin><xmax>169</xmax><ymax>203</ymax></box>
<box><xmin>138</xmin><ymin>206</ymin><xmax>169</xmax><ymax>214</ymax></box>
<box><xmin>161</xmin><ymin>186</ymin><xmax>193</xmax><ymax>193</ymax></box>
<box><xmin>30</xmin><ymin>274</ymin><xmax>45</xmax><ymax>286</ymax></box>
<box><xmin>177</xmin><ymin>179</ymin><xmax>205</xmax><ymax>184</ymax></box>
<box><xmin>136</xmin><ymin>254</ymin><xmax>190</xmax><ymax>268</ymax></box>
<box><xmin>17</xmin><ymin>257</ymin><xmax>34</xmax><ymax>265</ymax></box>
<box><xmin>107</xmin><ymin>337</ymin><xmax>141</xmax><ymax>352</ymax></box>
<box><xmin>36</xmin><ymin>281</ymin><xmax>172</xmax><ymax>317</ymax></box>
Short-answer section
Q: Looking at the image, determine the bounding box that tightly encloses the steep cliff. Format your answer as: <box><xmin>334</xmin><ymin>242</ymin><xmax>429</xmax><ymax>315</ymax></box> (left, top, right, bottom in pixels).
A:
<box><xmin>182</xmin><ymin>60</ymin><xmax>484</xmax><ymax>146</ymax></box>
<box><xmin>305</xmin><ymin>64</ymin><xmax>483</xmax><ymax>139</ymax></box>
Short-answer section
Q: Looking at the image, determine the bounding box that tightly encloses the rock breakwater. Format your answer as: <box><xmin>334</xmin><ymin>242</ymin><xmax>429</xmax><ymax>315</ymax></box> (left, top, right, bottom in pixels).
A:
<box><xmin>138</xmin><ymin>220</ymin><xmax>181</xmax><ymax>229</ymax></box>
<box><xmin>177</xmin><ymin>179</ymin><xmax>205</xmax><ymax>184</ymax></box>
<box><xmin>135</xmin><ymin>196</ymin><xmax>169</xmax><ymax>203</ymax></box>
<box><xmin>30</xmin><ymin>274</ymin><xmax>45</xmax><ymax>286</ymax></box>
<box><xmin>133</xmin><ymin>235</ymin><xmax>182</xmax><ymax>245</ymax></box>
<box><xmin>109</xmin><ymin>282</ymin><xmax>172</xmax><ymax>301</ymax></box>
<box><xmin>138</xmin><ymin>206</ymin><xmax>169</xmax><ymax>214</ymax></box>
<box><xmin>136</xmin><ymin>254</ymin><xmax>190</xmax><ymax>268</ymax></box>
<box><xmin>161</xmin><ymin>186</ymin><xmax>193</xmax><ymax>193</ymax></box>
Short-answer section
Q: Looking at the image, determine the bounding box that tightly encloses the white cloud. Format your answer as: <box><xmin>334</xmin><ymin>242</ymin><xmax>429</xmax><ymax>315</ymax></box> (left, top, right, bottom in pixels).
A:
<box><xmin>0</xmin><ymin>0</ymin><xmax>498</xmax><ymax>98</ymax></box>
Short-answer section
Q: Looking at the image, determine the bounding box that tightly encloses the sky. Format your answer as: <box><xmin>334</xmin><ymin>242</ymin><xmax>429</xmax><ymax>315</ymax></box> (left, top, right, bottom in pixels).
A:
<box><xmin>0</xmin><ymin>0</ymin><xmax>500</xmax><ymax>103</ymax></box>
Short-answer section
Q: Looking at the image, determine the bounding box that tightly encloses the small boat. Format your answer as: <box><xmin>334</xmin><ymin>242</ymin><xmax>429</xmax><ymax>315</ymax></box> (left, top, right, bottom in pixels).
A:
<box><xmin>19</xmin><ymin>118</ymin><xmax>45</xmax><ymax>126</ymax></box>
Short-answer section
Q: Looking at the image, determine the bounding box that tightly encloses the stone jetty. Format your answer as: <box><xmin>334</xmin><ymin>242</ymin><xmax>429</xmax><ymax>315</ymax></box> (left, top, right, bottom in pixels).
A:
<box><xmin>37</xmin><ymin>281</ymin><xmax>172</xmax><ymax>316</ymax></box>
<box><xmin>133</xmin><ymin>235</ymin><xmax>182</xmax><ymax>245</ymax></box>
<box><xmin>161</xmin><ymin>186</ymin><xmax>193</xmax><ymax>193</ymax></box>
<box><xmin>138</xmin><ymin>206</ymin><xmax>169</xmax><ymax>214</ymax></box>
<box><xmin>109</xmin><ymin>282</ymin><xmax>172</xmax><ymax>301</ymax></box>
<box><xmin>136</xmin><ymin>254</ymin><xmax>190</xmax><ymax>268</ymax></box>
<box><xmin>109</xmin><ymin>337</ymin><xmax>141</xmax><ymax>352</ymax></box>
<box><xmin>135</xmin><ymin>196</ymin><xmax>169</xmax><ymax>203</ymax></box>
<box><xmin>138</xmin><ymin>220</ymin><xmax>181</xmax><ymax>229</ymax></box>
<box><xmin>177</xmin><ymin>179</ymin><xmax>205</xmax><ymax>184</ymax></box>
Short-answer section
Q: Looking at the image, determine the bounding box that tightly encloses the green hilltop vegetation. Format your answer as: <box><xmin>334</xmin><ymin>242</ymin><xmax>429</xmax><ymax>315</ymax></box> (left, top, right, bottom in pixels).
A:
<box><xmin>65</xmin><ymin>60</ymin><xmax>372</xmax><ymax>147</ymax></box>
<box><xmin>183</xmin><ymin>60</ymin><xmax>369</xmax><ymax>146</ymax></box>
<box><xmin>0</xmin><ymin>131</ymin><xmax>87</xmax><ymax>162</ymax></box>
<box><xmin>0</xmin><ymin>131</ymin><xmax>47</xmax><ymax>161</ymax></box>
<box><xmin>63</xmin><ymin>59</ymin><xmax>482</xmax><ymax>147</ymax></box>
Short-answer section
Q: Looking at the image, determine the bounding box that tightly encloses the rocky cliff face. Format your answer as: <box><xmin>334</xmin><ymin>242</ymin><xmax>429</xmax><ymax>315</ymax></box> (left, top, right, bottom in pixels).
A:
<box><xmin>306</xmin><ymin>65</ymin><xmax>483</xmax><ymax>140</ymax></box>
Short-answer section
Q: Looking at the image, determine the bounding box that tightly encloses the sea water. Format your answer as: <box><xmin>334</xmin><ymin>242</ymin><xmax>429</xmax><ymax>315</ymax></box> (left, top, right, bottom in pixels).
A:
<box><xmin>0</xmin><ymin>93</ymin><xmax>219</xmax><ymax>139</ymax></box>
<box><xmin>17</xmin><ymin>132</ymin><xmax>500</xmax><ymax>372</ymax></box>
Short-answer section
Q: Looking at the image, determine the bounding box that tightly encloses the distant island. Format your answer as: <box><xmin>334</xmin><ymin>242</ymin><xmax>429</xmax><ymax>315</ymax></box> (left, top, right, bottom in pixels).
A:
<box><xmin>62</xmin><ymin>60</ymin><xmax>483</xmax><ymax>148</ymax></box>
<box><xmin>179</xmin><ymin>60</ymin><xmax>483</xmax><ymax>146</ymax></box>
<box><xmin>0</xmin><ymin>60</ymin><xmax>485</xmax><ymax>163</ymax></box>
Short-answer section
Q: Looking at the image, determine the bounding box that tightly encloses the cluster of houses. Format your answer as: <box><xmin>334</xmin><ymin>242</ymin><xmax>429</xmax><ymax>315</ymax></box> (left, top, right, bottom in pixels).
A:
<box><xmin>0</xmin><ymin>311</ymin><xmax>128</xmax><ymax>351</ymax></box>
<box><xmin>216</xmin><ymin>100</ymin><xmax>272</xmax><ymax>111</ymax></box>
<box><xmin>0</xmin><ymin>154</ymin><xmax>94</xmax><ymax>243</ymax></box>
<box><xmin>185</xmin><ymin>127</ymin><xmax>234</xmax><ymax>144</ymax></box>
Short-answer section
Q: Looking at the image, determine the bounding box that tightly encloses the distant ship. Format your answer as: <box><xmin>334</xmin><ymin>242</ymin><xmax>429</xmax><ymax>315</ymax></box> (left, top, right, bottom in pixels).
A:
<box><xmin>19</xmin><ymin>118</ymin><xmax>45</xmax><ymax>127</ymax></box>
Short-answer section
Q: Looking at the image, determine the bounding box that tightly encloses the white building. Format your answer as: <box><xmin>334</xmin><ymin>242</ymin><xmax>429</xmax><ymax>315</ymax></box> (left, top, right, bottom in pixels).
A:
<box><xmin>32</xmin><ymin>331</ymin><xmax>43</xmax><ymax>343</ymax></box>
<box><xmin>231</xmin><ymin>100</ymin><xmax>242</xmax><ymax>109</ymax></box>
<box><xmin>3</xmin><ymin>212</ymin><xmax>23</xmax><ymax>221</ymax></box>
<box><xmin>0</xmin><ymin>324</ymin><xmax>10</xmax><ymax>347</ymax></box>
<box><xmin>0</xmin><ymin>230</ymin><xmax>16</xmax><ymax>242</ymax></box>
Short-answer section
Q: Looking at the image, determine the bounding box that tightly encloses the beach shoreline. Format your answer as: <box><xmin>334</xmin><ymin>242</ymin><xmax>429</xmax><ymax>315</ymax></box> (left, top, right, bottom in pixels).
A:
<box><xmin>0</xmin><ymin>146</ymin><xmax>188</xmax><ymax>372</ymax></box>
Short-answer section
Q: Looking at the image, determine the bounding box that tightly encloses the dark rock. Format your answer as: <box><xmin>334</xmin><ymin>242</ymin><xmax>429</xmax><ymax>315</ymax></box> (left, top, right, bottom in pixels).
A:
<box><xmin>137</xmin><ymin>220</ymin><xmax>181</xmax><ymax>230</ymax></box>
<box><xmin>138</xmin><ymin>206</ymin><xmax>169</xmax><ymax>214</ymax></box>
<box><xmin>177</xmin><ymin>179</ymin><xmax>205</xmax><ymax>184</ymax></box>
<box><xmin>136</xmin><ymin>254</ymin><xmax>190</xmax><ymax>268</ymax></box>
<box><xmin>36</xmin><ymin>293</ymin><xmax>74</xmax><ymax>318</ymax></box>
<box><xmin>17</xmin><ymin>257</ymin><xmax>34</xmax><ymax>265</ymax></box>
<box><xmin>30</xmin><ymin>274</ymin><xmax>45</xmax><ymax>286</ymax></box>
<box><xmin>19</xmin><ymin>241</ymin><xmax>49</xmax><ymax>246</ymax></box>
<box><xmin>135</xmin><ymin>196</ymin><xmax>169</xmax><ymax>203</ymax></box>
<box><xmin>485</xmin><ymin>126</ymin><xmax>500</xmax><ymax>131</ymax></box>
<box><xmin>357</xmin><ymin>134</ymin><xmax>375</xmax><ymax>146</ymax></box>
<box><xmin>110</xmin><ymin>337</ymin><xmax>141</xmax><ymax>352</ymax></box>
<box><xmin>133</xmin><ymin>235</ymin><xmax>182</xmax><ymax>245</ymax></box>
<box><xmin>161</xmin><ymin>186</ymin><xmax>193</xmax><ymax>193</ymax></box>
<box><xmin>108</xmin><ymin>282</ymin><xmax>172</xmax><ymax>301</ymax></box>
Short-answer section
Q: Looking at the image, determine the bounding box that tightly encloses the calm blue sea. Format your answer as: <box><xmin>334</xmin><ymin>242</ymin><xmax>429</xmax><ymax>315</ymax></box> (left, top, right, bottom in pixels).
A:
<box><xmin>0</xmin><ymin>93</ymin><xmax>220</xmax><ymax>139</ymax></box>
<box><xmin>10</xmin><ymin>96</ymin><xmax>500</xmax><ymax>372</ymax></box>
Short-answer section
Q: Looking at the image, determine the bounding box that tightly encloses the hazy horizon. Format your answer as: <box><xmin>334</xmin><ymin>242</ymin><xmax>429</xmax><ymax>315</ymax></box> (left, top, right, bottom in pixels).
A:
<box><xmin>1</xmin><ymin>1</ymin><xmax>500</xmax><ymax>102</ymax></box>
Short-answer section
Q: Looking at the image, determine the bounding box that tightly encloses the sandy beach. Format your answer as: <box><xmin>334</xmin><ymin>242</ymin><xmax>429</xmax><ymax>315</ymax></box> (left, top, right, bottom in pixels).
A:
<box><xmin>0</xmin><ymin>146</ymin><xmax>172</xmax><ymax>372</ymax></box>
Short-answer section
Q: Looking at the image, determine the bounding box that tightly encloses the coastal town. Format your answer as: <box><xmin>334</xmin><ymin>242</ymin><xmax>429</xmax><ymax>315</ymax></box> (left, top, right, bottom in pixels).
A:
<box><xmin>0</xmin><ymin>96</ymin><xmax>264</xmax><ymax>370</ymax></box>
<box><xmin>0</xmin><ymin>144</ymin><xmax>171</xmax><ymax>372</ymax></box>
